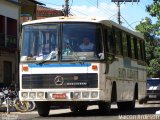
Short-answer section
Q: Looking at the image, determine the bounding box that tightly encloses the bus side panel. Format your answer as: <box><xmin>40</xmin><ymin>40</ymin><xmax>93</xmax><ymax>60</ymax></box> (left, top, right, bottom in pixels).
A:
<box><xmin>138</xmin><ymin>65</ymin><xmax>147</xmax><ymax>100</ymax></box>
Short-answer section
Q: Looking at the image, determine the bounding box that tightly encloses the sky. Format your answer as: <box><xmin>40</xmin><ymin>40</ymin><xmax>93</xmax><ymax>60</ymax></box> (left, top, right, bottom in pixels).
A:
<box><xmin>37</xmin><ymin>0</ymin><xmax>155</xmax><ymax>30</ymax></box>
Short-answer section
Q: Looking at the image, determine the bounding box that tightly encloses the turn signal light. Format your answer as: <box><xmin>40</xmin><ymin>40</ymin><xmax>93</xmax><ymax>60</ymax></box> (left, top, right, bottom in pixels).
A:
<box><xmin>22</xmin><ymin>65</ymin><xmax>29</xmax><ymax>72</ymax></box>
<box><xmin>92</xmin><ymin>65</ymin><xmax>98</xmax><ymax>70</ymax></box>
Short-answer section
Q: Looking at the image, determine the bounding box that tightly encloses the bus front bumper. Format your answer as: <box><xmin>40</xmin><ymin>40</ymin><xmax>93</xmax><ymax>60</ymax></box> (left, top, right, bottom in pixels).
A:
<box><xmin>19</xmin><ymin>90</ymin><xmax>103</xmax><ymax>102</ymax></box>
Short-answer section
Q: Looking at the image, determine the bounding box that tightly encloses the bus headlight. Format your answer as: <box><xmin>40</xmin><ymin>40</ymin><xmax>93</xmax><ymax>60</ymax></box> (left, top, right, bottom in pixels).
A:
<box><xmin>91</xmin><ymin>91</ymin><xmax>98</xmax><ymax>98</ymax></box>
<box><xmin>73</xmin><ymin>92</ymin><xmax>81</xmax><ymax>99</ymax></box>
<box><xmin>29</xmin><ymin>92</ymin><xmax>36</xmax><ymax>99</ymax></box>
<box><xmin>82</xmin><ymin>92</ymin><xmax>89</xmax><ymax>98</ymax></box>
<box><xmin>37</xmin><ymin>92</ymin><xmax>44</xmax><ymax>99</ymax></box>
<box><xmin>21</xmin><ymin>92</ymin><xmax>28</xmax><ymax>99</ymax></box>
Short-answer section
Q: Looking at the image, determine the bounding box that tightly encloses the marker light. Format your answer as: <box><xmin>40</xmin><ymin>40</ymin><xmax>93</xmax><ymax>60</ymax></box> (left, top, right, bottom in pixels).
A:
<box><xmin>92</xmin><ymin>65</ymin><xmax>98</xmax><ymax>70</ymax></box>
<box><xmin>82</xmin><ymin>92</ymin><xmax>89</xmax><ymax>98</ymax></box>
<box><xmin>91</xmin><ymin>91</ymin><xmax>98</xmax><ymax>98</ymax></box>
<box><xmin>21</xmin><ymin>92</ymin><xmax>28</xmax><ymax>99</ymax></box>
<box><xmin>22</xmin><ymin>65</ymin><xmax>29</xmax><ymax>72</ymax></box>
<box><xmin>29</xmin><ymin>92</ymin><xmax>36</xmax><ymax>99</ymax></box>
<box><xmin>73</xmin><ymin>92</ymin><xmax>81</xmax><ymax>99</ymax></box>
<box><xmin>37</xmin><ymin>92</ymin><xmax>44</xmax><ymax>99</ymax></box>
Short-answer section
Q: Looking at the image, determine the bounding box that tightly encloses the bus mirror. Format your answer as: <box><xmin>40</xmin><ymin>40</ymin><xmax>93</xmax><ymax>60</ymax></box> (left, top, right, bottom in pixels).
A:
<box><xmin>98</xmin><ymin>53</ymin><xmax>104</xmax><ymax>59</ymax></box>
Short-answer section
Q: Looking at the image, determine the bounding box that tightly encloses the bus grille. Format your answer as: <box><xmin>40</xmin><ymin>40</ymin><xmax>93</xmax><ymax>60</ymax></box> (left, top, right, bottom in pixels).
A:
<box><xmin>22</xmin><ymin>73</ymin><xmax>98</xmax><ymax>89</ymax></box>
<box><xmin>147</xmin><ymin>90</ymin><xmax>160</xmax><ymax>94</ymax></box>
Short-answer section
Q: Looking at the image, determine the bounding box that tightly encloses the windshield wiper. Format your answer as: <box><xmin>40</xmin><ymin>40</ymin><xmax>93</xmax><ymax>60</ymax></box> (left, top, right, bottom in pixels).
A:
<box><xmin>65</xmin><ymin>44</ymin><xmax>84</xmax><ymax>64</ymax></box>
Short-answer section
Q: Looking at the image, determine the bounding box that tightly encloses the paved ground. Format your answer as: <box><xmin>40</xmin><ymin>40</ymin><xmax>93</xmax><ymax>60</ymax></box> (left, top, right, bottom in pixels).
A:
<box><xmin>0</xmin><ymin>102</ymin><xmax>160</xmax><ymax>120</ymax></box>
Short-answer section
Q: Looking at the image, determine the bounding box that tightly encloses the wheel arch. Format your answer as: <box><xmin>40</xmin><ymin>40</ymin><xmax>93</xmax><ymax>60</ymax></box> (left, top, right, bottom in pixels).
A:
<box><xmin>111</xmin><ymin>81</ymin><xmax>117</xmax><ymax>102</ymax></box>
<box><xmin>134</xmin><ymin>83</ymin><xmax>138</xmax><ymax>100</ymax></box>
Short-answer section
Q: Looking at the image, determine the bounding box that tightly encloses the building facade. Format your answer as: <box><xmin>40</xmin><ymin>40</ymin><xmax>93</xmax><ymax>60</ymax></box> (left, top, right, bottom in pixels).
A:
<box><xmin>20</xmin><ymin>0</ymin><xmax>44</xmax><ymax>23</ymax></box>
<box><xmin>36</xmin><ymin>6</ymin><xmax>64</xmax><ymax>19</ymax></box>
<box><xmin>0</xmin><ymin>0</ymin><xmax>20</xmax><ymax>86</ymax></box>
<box><xmin>0</xmin><ymin>0</ymin><xmax>63</xmax><ymax>87</ymax></box>
<box><xmin>20</xmin><ymin>4</ymin><xmax>64</xmax><ymax>23</ymax></box>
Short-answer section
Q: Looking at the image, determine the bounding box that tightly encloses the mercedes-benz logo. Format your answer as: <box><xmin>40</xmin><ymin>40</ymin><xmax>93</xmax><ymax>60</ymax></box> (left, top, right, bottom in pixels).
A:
<box><xmin>54</xmin><ymin>76</ymin><xmax>64</xmax><ymax>86</ymax></box>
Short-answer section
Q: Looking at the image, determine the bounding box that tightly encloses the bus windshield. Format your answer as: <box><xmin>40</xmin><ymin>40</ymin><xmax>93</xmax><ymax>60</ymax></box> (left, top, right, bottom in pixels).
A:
<box><xmin>147</xmin><ymin>79</ymin><xmax>160</xmax><ymax>86</ymax></box>
<box><xmin>20</xmin><ymin>23</ymin><xmax>103</xmax><ymax>62</ymax></box>
<box><xmin>61</xmin><ymin>23</ymin><xmax>103</xmax><ymax>61</ymax></box>
<box><xmin>21</xmin><ymin>24</ymin><xmax>59</xmax><ymax>62</ymax></box>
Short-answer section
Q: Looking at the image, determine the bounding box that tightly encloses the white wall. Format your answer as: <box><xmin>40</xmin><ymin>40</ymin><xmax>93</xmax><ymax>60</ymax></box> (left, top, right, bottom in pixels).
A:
<box><xmin>0</xmin><ymin>0</ymin><xmax>19</xmax><ymax>20</ymax></box>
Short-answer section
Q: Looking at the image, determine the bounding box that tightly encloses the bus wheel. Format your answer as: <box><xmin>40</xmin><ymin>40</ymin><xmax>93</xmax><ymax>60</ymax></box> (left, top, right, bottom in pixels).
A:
<box><xmin>78</xmin><ymin>105</ymin><xmax>88</xmax><ymax>112</ymax></box>
<box><xmin>70</xmin><ymin>105</ymin><xmax>87</xmax><ymax>112</ymax></box>
<box><xmin>70</xmin><ymin>106</ymin><xmax>79</xmax><ymax>112</ymax></box>
<box><xmin>36</xmin><ymin>102</ymin><xmax>50</xmax><ymax>117</ymax></box>
<box><xmin>139</xmin><ymin>98</ymin><xmax>147</xmax><ymax>104</ymax></box>
<box><xmin>98</xmin><ymin>102</ymin><xmax>111</xmax><ymax>113</ymax></box>
<box><xmin>117</xmin><ymin>100</ymin><xmax>135</xmax><ymax>110</ymax></box>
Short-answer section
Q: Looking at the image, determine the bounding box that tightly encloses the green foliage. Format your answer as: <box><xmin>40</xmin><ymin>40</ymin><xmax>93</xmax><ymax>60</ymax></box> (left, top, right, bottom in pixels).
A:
<box><xmin>146</xmin><ymin>0</ymin><xmax>160</xmax><ymax>19</ymax></box>
<box><xmin>136</xmin><ymin>1</ymin><xmax>160</xmax><ymax>77</ymax></box>
<box><xmin>146</xmin><ymin>0</ymin><xmax>160</xmax><ymax>36</ymax></box>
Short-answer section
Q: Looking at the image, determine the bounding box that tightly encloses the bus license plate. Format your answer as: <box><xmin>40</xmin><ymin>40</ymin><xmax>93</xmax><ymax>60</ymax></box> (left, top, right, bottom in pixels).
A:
<box><xmin>52</xmin><ymin>93</ymin><xmax>66</xmax><ymax>99</ymax></box>
<box><xmin>149</xmin><ymin>95</ymin><xmax>157</xmax><ymax>98</ymax></box>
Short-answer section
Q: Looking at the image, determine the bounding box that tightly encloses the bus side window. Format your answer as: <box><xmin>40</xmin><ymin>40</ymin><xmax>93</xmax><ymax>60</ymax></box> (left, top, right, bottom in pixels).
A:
<box><xmin>140</xmin><ymin>40</ymin><xmax>145</xmax><ymax>61</ymax></box>
<box><xmin>110</xmin><ymin>29</ymin><xmax>116</xmax><ymax>54</ymax></box>
<box><xmin>122</xmin><ymin>32</ymin><xmax>128</xmax><ymax>57</ymax></box>
<box><xmin>104</xmin><ymin>29</ymin><xmax>109</xmax><ymax>52</ymax></box>
<box><xmin>127</xmin><ymin>34</ymin><xmax>131</xmax><ymax>58</ymax></box>
<box><xmin>130</xmin><ymin>36</ymin><xmax>135</xmax><ymax>59</ymax></box>
<box><xmin>104</xmin><ymin>27</ymin><xmax>113</xmax><ymax>53</ymax></box>
<box><xmin>137</xmin><ymin>40</ymin><xmax>143</xmax><ymax>60</ymax></box>
<box><xmin>142</xmin><ymin>41</ymin><xmax>146</xmax><ymax>61</ymax></box>
<box><xmin>114</xmin><ymin>28</ymin><xmax>123</xmax><ymax>55</ymax></box>
<box><xmin>134</xmin><ymin>37</ymin><xmax>138</xmax><ymax>59</ymax></box>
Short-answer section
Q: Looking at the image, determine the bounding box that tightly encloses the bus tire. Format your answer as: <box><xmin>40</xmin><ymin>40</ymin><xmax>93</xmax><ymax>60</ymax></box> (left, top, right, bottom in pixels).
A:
<box><xmin>78</xmin><ymin>105</ymin><xmax>88</xmax><ymax>112</ymax></box>
<box><xmin>117</xmin><ymin>100</ymin><xmax>135</xmax><ymax>110</ymax></box>
<box><xmin>139</xmin><ymin>98</ymin><xmax>147</xmax><ymax>104</ymax></box>
<box><xmin>111</xmin><ymin>82</ymin><xmax>117</xmax><ymax>103</ymax></box>
<box><xmin>70</xmin><ymin>106</ymin><xmax>79</xmax><ymax>112</ymax></box>
<box><xmin>70</xmin><ymin>105</ymin><xmax>87</xmax><ymax>112</ymax></box>
<box><xmin>36</xmin><ymin>102</ymin><xmax>50</xmax><ymax>117</ymax></box>
<box><xmin>98</xmin><ymin>102</ymin><xmax>111</xmax><ymax>113</ymax></box>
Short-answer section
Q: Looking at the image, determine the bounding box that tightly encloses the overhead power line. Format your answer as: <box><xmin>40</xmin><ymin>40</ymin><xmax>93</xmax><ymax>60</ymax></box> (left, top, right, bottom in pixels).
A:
<box><xmin>86</xmin><ymin>0</ymin><xmax>113</xmax><ymax>16</ymax></box>
<box><xmin>70</xmin><ymin>8</ymin><xmax>89</xmax><ymax>16</ymax></box>
<box><xmin>120</xmin><ymin>15</ymin><xmax>135</xmax><ymax>30</ymax></box>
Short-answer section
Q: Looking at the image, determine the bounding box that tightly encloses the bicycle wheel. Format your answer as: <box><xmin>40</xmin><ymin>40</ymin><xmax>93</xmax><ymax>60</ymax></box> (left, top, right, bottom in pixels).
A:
<box><xmin>14</xmin><ymin>98</ymin><xmax>29</xmax><ymax>112</ymax></box>
<box><xmin>28</xmin><ymin>101</ymin><xmax>36</xmax><ymax>111</ymax></box>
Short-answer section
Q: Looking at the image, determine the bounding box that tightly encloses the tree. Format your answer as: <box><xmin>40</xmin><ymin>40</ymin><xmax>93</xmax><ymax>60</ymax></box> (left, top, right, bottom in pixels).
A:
<box><xmin>136</xmin><ymin>0</ymin><xmax>160</xmax><ymax>77</ymax></box>
<box><xmin>146</xmin><ymin>0</ymin><xmax>160</xmax><ymax>36</ymax></box>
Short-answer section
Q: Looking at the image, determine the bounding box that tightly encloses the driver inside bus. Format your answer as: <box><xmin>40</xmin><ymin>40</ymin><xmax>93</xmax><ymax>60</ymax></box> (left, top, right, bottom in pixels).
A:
<box><xmin>79</xmin><ymin>37</ymin><xmax>95</xmax><ymax>52</ymax></box>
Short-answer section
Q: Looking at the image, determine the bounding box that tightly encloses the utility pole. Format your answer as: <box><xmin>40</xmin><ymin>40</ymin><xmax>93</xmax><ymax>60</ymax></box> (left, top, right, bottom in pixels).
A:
<box><xmin>111</xmin><ymin>0</ymin><xmax>140</xmax><ymax>25</ymax></box>
<box><xmin>64</xmin><ymin>0</ymin><xmax>69</xmax><ymax>16</ymax></box>
<box><xmin>117</xmin><ymin>1</ymin><xmax>121</xmax><ymax>24</ymax></box>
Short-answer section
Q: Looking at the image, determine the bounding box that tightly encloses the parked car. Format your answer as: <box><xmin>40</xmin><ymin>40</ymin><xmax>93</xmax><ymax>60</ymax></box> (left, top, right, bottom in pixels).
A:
<box><xmin>146</xmin><ymin>78</ymin><xmax>160</xmax><ymax>103</ymax></box>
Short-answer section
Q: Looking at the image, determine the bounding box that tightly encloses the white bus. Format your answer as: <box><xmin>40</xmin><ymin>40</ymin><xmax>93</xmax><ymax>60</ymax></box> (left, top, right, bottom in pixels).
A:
<box><xmin>19</xmin><ymin>16</ymin><xmax>147</xmax><ymax>116</ymax></box>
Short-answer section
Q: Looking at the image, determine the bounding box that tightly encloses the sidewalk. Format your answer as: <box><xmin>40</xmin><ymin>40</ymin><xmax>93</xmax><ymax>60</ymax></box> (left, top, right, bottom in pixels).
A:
<box><xmin>0</xmin><ymin>106</ymin><xmax>71</xmax><ymax>115</ymax></box>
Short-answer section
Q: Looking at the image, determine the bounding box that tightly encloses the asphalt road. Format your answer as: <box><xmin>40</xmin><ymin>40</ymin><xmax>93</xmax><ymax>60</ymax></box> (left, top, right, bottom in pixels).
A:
<box><xmin>0</xmin><ymin>102</ymin><xmax>160</xmax><ymax>120</ymax></box>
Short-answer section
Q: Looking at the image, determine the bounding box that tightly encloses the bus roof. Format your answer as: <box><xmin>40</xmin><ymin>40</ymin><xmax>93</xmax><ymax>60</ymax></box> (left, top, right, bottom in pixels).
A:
<box><xmin>22</xmin><ymin>16</ymin><xmax>144</xmax><ymax>39</ymax></box>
